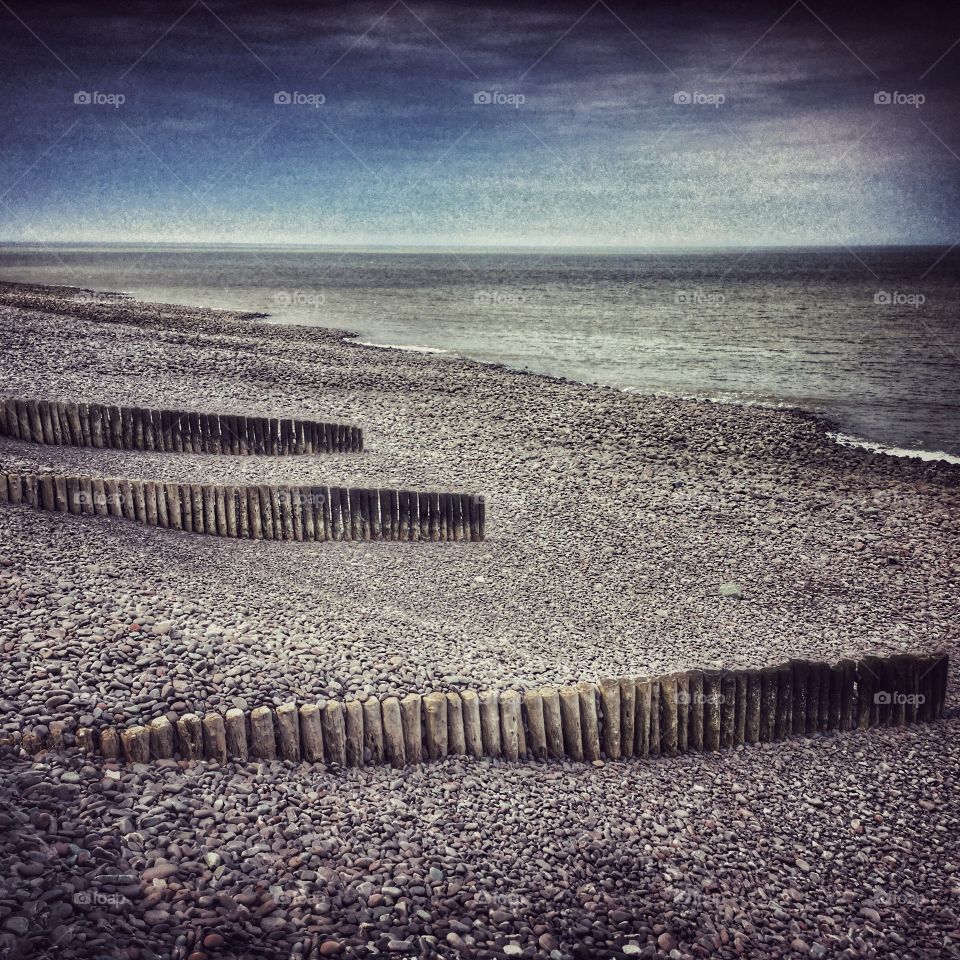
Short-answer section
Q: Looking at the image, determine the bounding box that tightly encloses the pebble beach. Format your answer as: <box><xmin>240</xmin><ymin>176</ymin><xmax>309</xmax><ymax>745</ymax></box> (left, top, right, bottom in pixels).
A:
<box><xmin>1</xmin><ymin>282</ymin><xmax>959</xmax><ymax>959</ymax></box>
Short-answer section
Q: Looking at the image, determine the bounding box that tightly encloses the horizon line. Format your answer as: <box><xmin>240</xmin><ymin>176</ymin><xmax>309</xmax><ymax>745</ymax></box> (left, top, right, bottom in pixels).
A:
<box><xmin>0</xmin><ymin>239</ymin><xmax>955</xmax><ymax>254</ymax></box>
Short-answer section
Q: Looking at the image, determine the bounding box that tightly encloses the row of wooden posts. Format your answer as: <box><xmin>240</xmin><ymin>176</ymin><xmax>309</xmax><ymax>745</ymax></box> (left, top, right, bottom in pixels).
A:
<box><xmin>0</xmin><ymin>470</ymin><xmax>486</xmax><ymax>543</ymax></box>
<box><xmin>14</xmin><ymin>653</ymin><xmax>948</xmax><ymax>767</ymax></box>
<box><xmin>0</xmin><ymin>396</ymin><xmax>361</xmax><ymax>455</ymax></box>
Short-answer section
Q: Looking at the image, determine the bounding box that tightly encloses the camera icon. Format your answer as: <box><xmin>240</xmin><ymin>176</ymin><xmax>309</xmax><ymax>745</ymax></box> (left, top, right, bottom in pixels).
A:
<box><xmin>274</xmin><ymin>290</ymin><xmax>292</xmax><ymax>306</ymax></box>
<box><xmin>473</xmin><ymin>91</ymin><xmax>492</xmax><ymax>104</ymax></box>
<box><xmin>673</xmin><ymin>91</ymin><xmax>691</xmax><ymax>104</ymax></box>
<box><xmin>874</xmin><ymin>91</ymin><xmax>891</xmax><ymax>105</ymax></box>
<box><xmin>74</xmin><ymin>91</ymin><xmax>91</xmax><ymax>105</ymax></box>
<box><xmin>73</xmin><ymin>891</ymin><xmax>91</xmax><ymax>905</ymax></box>
<box><xmin>873</xmin><ymin>290</ymin><xmax>892</xmax><ymax>305</ymax></box>
<box><xmin>274</xmin><ymin>91</ymin><xmax>291</xmax><ymax>105</ymax></box>
<box><xmin>873</xmin><ymin>691</ymin><xmax>892</xmax><ymax>705</ymax></box>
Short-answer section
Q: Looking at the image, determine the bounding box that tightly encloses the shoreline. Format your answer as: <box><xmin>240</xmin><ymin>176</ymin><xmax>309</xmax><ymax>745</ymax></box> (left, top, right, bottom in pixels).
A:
<box><xmin>4</xmin><ymin>277</ymin><xmax>954</xmax><ymax>464</ymax></box>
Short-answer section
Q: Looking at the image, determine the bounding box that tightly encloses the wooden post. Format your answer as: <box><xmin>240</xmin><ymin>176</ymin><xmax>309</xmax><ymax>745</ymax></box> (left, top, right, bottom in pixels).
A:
<box><xmin>599</xmin><ymin>678</ymin><xmax>621</xmax><ymax>760</ymax></box>
<box><xmin>249</xmin><ymin>706</ymin><xmax>277</xmax><ymax>760</ymax></box>
<box><xmin>460</xmin><ymin>690</ymin><xmax>483</xmax><ymax>758</ymax></box>
<box><xmin>791</xmin><ymin>660</ymin><xmax>809</xmax><ymax>736</ymax></box>
<box><xmin>121</xmin><ymin>725</ymin><xmax>150</xmax><ymax>764</ymax></box>
<box><xmin>225</xmin><ymin>708</ymin><xmax>249</xmax><ymax>760</ymax></box>
<box><xmin>759</xmin><ymin>666</ymin><xmax>778</xmax><ymax>742</ymax></box>
<box><xmin>558</xmin><ymin>686</ymin><xmax>583</xmax><ymax>761</ymax></box>
<box><xmin>540</xmin><ymin>687</ymin><xmax>564</xmax><ymax>759</ymax></box>
<box><xmin>500</xmin><ymin>690</ymin><xmax>522</xmax><ymax>761</ymax></box>
<box><xmin>619</xmin><ymin>678</ymin><xmax>636</xmax><ymax>758</ymax></box>
<box><xmin>382</xmin><ymin>697</ymin><xmax>406</xmax><ymax>768</ymax></box>
<box><xmin>344</xmin><ymin>701</ymin><xmax>364</xmax><ymax>766</ymax></box>
<box><xmin>699</xmin><ymin>670</ymin><xmax>720</xmax><ymax>751</ymax></box>
<box><xmin>400</xmin><ymin>694</ymin><xmax>423</xmax><ymax>764</ymax></box>
<box><xmin>176</xmin><ymin>713</ymin><xmax>204</xmax><ymax>760</ymax></box>
<box><xmin>446</xmin><ymin>692</ymin><xmax>466</xmax><ymax>756</ymax></box>
<box><xmin>635</xmin><ymin>678</ymin><xmax>652</xmax><ymax>757</ymax></box>
<box><xmin>202</xmin><ymin>713</ymin><xmax>228</xmax><ymax>764</ymax></box>
<box><xmin>149</xmin><ymin>717</ymin><xmax>175</xmax><ymax>759</ymax></box>
<box><xmin>321</xmin><ymin>701</ymin><xmax>348</xmax><ymax>767</ymax></box>
<box><xmin>577</xmin><ymin>682</ymin><xmax>601</xmax><ymax>761</ymax></box>
<box><xmin>687</xmin><ymin>671</ymin><xmax>704</xmax><ymax>752</ymax></box>
<box><xmin>720</xmin><ymin>670</ymin><xmax>737</xmax><ymax>749</ymax></box>
<box><xmin>734</xmin><ymin>670</ymin><xmax>748</xmax><ymax>747</ymax></box>
<box><xmin>423</xmin><ymin>691</ymin><xmax>449</xmax><ymax>760</ymax></box>
<box><xmin>775</xmin><ymin>664</ymin><xmax>793</xmax><ymax>740</ymax></box>
<box><xmin>362</xmin><ymin>698</ymin><xmax>385</xmax><ymax>764</ymax></box>
<box><xmin>276</xmin><ymin>703</ymin><xmax>301</xmax><ymax>762</ymax></box>
<box><xmin>659</xmin><ymin>675</ymin><xmax>678</xmax><ymax>756</ymax></box>
<box><xmin>479</xmin><ymin>690</ymin><xmax>501</xmax><ymax>757</ymax></box>
<box><xmin>523</xmin><ymin>689</ymin><xmax>546</xmax><ymax>760</ymax></box>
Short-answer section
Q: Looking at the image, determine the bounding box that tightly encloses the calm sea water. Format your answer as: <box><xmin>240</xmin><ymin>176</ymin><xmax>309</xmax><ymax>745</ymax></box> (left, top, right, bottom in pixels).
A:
<box><xmin>1</xmin><ymin>244</ymin><xmax>957</xmax><ymax>457</ymax></box>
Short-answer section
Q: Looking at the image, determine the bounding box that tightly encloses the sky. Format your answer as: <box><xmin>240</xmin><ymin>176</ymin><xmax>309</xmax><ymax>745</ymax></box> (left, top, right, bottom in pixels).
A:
<box><xmin>0</xmin><ymin>0</ymin><xmax>958</xmax><ymax>247</ymax></box>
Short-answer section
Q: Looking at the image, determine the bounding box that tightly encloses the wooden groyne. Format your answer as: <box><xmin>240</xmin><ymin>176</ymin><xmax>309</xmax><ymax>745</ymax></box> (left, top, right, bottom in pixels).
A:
<box><xmin>0</xmin><ymin>469</ymin><xmax>486</xmax><ymax>542</ymax></box>
<box><xmin>9</xmin><ymin>653</ymin><xmax>948</xmax><ymax>768</ymax></box>
<box><xmin>0</xmin><ymin>396</ymin><xmax>362</xmax><ymax>454</ymax></box>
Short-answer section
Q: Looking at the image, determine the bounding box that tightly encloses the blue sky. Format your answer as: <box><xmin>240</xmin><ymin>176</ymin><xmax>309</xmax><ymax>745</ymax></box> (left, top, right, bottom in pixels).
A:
<box><xmin>0</xmin><ymin>0</ymin><xmax>958</xmax><ymax>246</ymax></box>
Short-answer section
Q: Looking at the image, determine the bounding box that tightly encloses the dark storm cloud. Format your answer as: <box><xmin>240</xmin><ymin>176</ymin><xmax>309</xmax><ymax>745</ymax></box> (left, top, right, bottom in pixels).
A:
<box><xmin>0</xmin><ymin>0</ymin><xmax>957</xmax><ymax>244</ymax></box>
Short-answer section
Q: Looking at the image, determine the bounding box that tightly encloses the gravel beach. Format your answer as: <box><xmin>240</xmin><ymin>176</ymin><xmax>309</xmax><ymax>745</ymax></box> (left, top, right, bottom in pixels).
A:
<box><xmin>1</xmin><ymin>282</ymin><xmax>958</xmax><ymax>959</ymax></box>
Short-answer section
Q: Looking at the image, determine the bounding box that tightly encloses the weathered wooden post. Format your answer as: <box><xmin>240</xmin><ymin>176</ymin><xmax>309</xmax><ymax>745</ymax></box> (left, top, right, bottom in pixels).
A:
<box><xmin>225</xmin><ymin>708</ymin><xmax>249</xmax><ymax>760</ymax></box>
<box><xmin>382</xmin><ymin>697</ymin><xmax>406</xmax><ymax>768</ymax></box>
<box><xmin>790</xmin><ymin>660</ymin><xmax>809</xmax><ymax>736</ymax></box>
<box><xmin>599</xmin><ymin>678</ymin><xmax>621</xmax><ymax>760</ymax></box>
<box><xmin>400</xmin><ymin>693</ymin><xmax>423</xmax><ymax>764</ymax></box>
<box><xmin>703</xmin><ymin>669</ymin><xmax>721</xmax><ymax>751</ymax></box>
<box><xmin>459</xmin><ymin>690</ymin><xmax>482</xmax><ymax>758</ymax></box>
<box><xmin>659</xmin><ymin>675</ymin><xmax>678</xmax><ymax>756</ymax></box>
<box><xmin>635</xmin><ymin>678</ymin><xmax>651</xmax><ymax>757</ymax></box>
<box><xmin>149</xmin><ymin>717</ymin><xmax>175</xmax><ymax>759</ymax></box>
<box><xmin>500</xmin><ymin>690</ymin><xmax>522</xmax><ymax>761</ymax></box>
<box><xmin>249</xmin><ymin>706</ymin><xmax>277</xmax><ymax>760</ymax></box>
<box><xmin>276</xmin><ymin>703</ymin><xmax>301</xmax><ymax>762</ymax></box>
<box><xmin>577</xmin><ymin>682</ymin><xmax>601</xmax><ymax>762</ymax></box>
<box><xmin>479</xmin><ymin>690</ymin><xmax>501</xmax><ymax>757</ymax></box>
<box><xmin>322</xmin><ymin>701</ymin><xmax>348</xmax><ymax>767</ymax></box>
<box><xmin>558</xmin><ymin>686</ymin><xmax>583</xmax><ymax>761</ymax></box>
<box><xmin>176</xmin><ymin>714</ymin><xmax>204</xmax><ymax>760</ymax></box>
<box><xmin>523</xmin><ymin>689</ymin><xmax>547</xmax><ymax>760</ymax></box>
<box><xmin>423</xmin><ymin>692</ymin><xmax>449</xmax><ymax>760</ymax></box>
<box><xmin>344</xmin><ymin>701</ymin><xmax>364</xmax><ymax>766</ymax></box>
<box><xmin>202</xmin><ymin>713</ymin><xmax>228</xmax><ymax>764</ymax></box>
<box><xmin>619</xmin><ymin>678</ymin><xmax>636</xmax><ymax>759</ymax></box>
<box><xmin>759</xmin><ymin>666</ymin><xmax>778</xmax><ymax>742</ymax></box>
<box><xmin>720</xmin><ymin>670</ymin><xmax>737</xmax><ymax>749</ymax></box>
<box><xmin>775</xmin><ymin>663</ymin><xmax>793</xmax><ymax>740</ymax></box>
<box><xmin>446</xmin><ymin>692</ymin><xmax>466</xmax><ymax>756</ymax></box>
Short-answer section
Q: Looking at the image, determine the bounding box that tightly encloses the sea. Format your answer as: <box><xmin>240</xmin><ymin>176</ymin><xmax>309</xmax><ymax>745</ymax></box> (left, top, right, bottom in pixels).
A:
<box><xmin>0</xmin><ymin>243</ymin><xmax>957</xmax><ymax>460</ymax></box>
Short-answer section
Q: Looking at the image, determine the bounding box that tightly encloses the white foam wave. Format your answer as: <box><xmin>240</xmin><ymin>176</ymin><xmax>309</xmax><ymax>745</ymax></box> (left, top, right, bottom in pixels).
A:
<box><xmin>356</xmin><ymin>340</ymin><xmax>448</xmax><ymax>354</ymax></box>
<box><xmin>829</xmin><ymin>432</ymin><xmax>960</xmax><ymax>465</ymax></box>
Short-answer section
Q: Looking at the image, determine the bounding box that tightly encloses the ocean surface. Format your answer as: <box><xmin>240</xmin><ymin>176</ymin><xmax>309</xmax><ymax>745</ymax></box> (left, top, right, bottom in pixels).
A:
<box><xmin>1</xmin><ymin>244</ymin><xmax>957</xmax><ymax>458</ymax></box>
